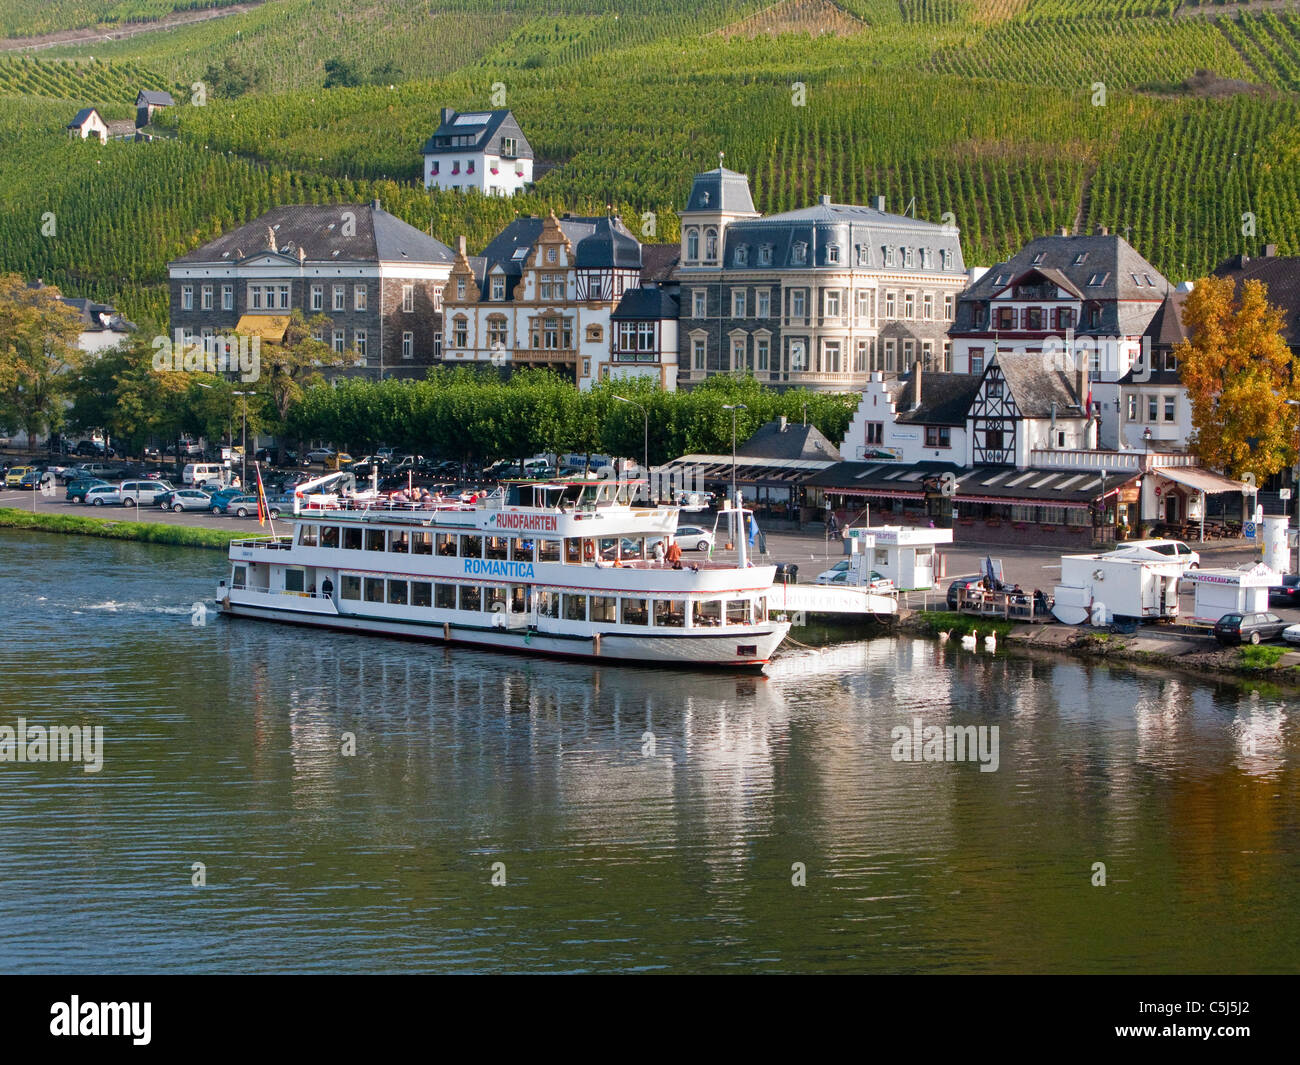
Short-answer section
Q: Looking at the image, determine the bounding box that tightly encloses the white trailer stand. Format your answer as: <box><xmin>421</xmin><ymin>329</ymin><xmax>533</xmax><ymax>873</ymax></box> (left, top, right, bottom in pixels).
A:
<box><xmin>844</xmin><ymin>525</ymin><xmax>953</xmax><ymax>591</ymax></box>
<box><xmin>1181</xmin><ymin>564</ymin><xmax>1277</xmax><ymax>626</ymax></box>
<box><xmin>1052</xmin><ymin>554</ymin><xmax>1185</xmax><ymax>626</ymax></box>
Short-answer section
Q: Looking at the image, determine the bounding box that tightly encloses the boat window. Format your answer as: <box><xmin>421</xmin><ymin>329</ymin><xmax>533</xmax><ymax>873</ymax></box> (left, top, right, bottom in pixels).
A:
<box><xmin>598</xmin><ymin>537</ymin><xmax>621</xmax><ymax>561</ymax></box>
<box><xmin>364</xmin><ymin>578</ymin><xmax>384</xmax><ymax>602</ymax></box>
<box><xmin>694</xmin><ymin>600</ymin><xmax>721</xmax><ymax>626</ymax></box>
<box><xmin>485</xmin><ymin>536</ymin><xmax>508</xmax><ymax>561</ymax></box>
<box><xmin>654</xmin><ymin>599</ymin><xmax>686</xmax><ymax>627</ymax></box>
<box><xmin>388</xmin><ymin>579</ymin><xmax>408</xmax><ymax>605</ymax></box>
<box><xmin>512</xmin><ymin>586</ymin><xmax>527</xmax><ymax>613</ymax></box>
<box><xmin>727</xmin><ymin>599</ymin><xmax>749</xmax><ymax>625</ymax></box>
<box><xmin>232</xmin><ymin>565</ymin><xmax>247</xmax><ymax>588</ymax></box>
<box><xmin>365</xmin><ymin>529</ymin><xmax>385</xmax><ymax>552</ymax></box>
<box><xmin>342</xmin><ymin>527</ymin><xmax>362</xmax><ymax>551</ymax></box>
<box><xmin>623</xmin><ymin>537</ymin><xmax>646</xmax><ymax>560</ymax></box>
<box><xmin>459</xmin><ymin>585</ymin><xmax>481</xmax><ymax>611</ymax></box>
<box><xmin>757</xmin><ymin>596</ymin><xmax>767</xmax><ymax>620</ymax></box>
<box><xmin>538</xmin><ymin>590</ymin><xmax>559</xmax><ymax>618</ymax></box>
<box><xmin>511</xmin><ymin>538</ymin><xmax>535</xmax><ymax>562</ymax></box>
<box><xmin>436</xmin><ymin>533</ymin><xmax>457</xmax><ymax>556</ymax></box>
<box><xmin>320</xmin><ymin>527</ymin><xmax>339</xmax><ymax>548</ymax></box>
<box><xmin>389</xmin><ymin>530</ymin><xmax>411</xmax><ymax>553</ymax></box>
<box><xmin>300</xmin><ymin>525</ymin><xmax>318</xmax><ymax>547</ymax></box>
<box><xmin>435</xmin><ymin>584</ymin><xmax>456</xmax><ymax>609</ymax></box>
<box><xmin>590</xmin><ymin>595</ymin><xmax>617</xmax><ymax>623</ymax></box>
<box><xmin>411</xmin><ymin>531</ymin><xmax>433</xmax><ymax>555</ymax></box>
<box><xmin>538</xmin><ymin>538</ymin><xmax>560</xmax><ymax>563</ymax></box>
<box><xmin>564</xmin><ymin>594</ymin><xmax>588</xmax><ymax>621</ymax></box>
<box><xmin>341</xmin><ymin>575</ymin><xmax>361</xmax><ymax>600</ymax></box>
<box><xmin>285</xmin><ymin>568</ymin><xmax>305</xmax><ymax>593</ymax></box>
<box><xmin>461</xmin><ymin>534</ymin><xmax>482</xmax><ymax>558</ymax></box>
<box><xmin>411</xmin><ymin>581</ymin><xmax>432</xmax><ymax>607</ymax></box>
<box><xmin>620</xmin><ymin>597</ymin><xmax>648</xmax><ymax>625</ymax></box>
<box><xmin>565</xmin><ymin>538</ymin><xmax>582</xmax><ymax>564</ymax></box>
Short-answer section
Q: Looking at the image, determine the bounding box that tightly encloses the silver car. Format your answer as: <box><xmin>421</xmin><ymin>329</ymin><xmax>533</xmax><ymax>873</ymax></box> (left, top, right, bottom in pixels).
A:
<box><xmin>83</xmin><ymin>484</ymin><xmax>121</xmax><ymax>507</ymax></box>
<box><xmin>119</xmin><ymin>479</ymin><xmax>174</xmax><ymax>507</ymax></box>
<box><xmin>160</xmin><ymin>488</ymin><xmax>212</xmax><ymax>512</ymax></box>
<box><xmin>222</xmin><ymin>494</ymin><xmax>281</xmax><ymax>519</ymax></box>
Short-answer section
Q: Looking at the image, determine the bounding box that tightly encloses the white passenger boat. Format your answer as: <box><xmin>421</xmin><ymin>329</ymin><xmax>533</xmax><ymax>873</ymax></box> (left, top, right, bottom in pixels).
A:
<box><xmin>216</xmin><ymin>474</ymin><xmax>789</xmax><ymax>669</ymax></box>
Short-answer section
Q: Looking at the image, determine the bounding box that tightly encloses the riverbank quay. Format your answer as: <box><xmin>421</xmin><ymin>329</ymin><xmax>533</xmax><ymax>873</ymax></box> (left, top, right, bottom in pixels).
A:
<box><xmin>0</xmin><ymin>507</ymin><xmax>235</xmax><ymax>549</ymax></box>
<box><xmin>898</xmin><ymin>608</ymin><xmax>1300</xmax><ymax>688</ymax></box>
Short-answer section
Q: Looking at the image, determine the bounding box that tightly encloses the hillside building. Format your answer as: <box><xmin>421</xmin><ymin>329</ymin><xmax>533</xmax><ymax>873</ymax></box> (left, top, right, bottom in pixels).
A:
<box><xmin>421</xmin><ymin>108</ymin><xmax>534</xmax><ymax>196</ymax></box>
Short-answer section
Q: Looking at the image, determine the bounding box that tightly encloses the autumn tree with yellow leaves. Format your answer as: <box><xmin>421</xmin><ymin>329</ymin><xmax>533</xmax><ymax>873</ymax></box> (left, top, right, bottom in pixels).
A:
<box><xmin>1177</xmin><ymin>275</ymin><xmax>1299</xmax><ymax>480</ymax></box>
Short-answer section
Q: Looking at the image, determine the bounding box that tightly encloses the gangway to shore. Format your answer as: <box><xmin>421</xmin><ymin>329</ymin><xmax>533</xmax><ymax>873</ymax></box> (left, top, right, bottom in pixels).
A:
<box><xmin>767</xmin><ymin>581</ymin><xmax>898</xmax><ymax>618</ymax></box>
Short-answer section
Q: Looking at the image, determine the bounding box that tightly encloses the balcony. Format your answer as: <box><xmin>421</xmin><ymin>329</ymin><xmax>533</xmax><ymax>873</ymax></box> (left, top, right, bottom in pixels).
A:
<box><xmin>1030</xmin><ymin>448</ymin><xmax>1198</xmax><ymax>471</ymax></box>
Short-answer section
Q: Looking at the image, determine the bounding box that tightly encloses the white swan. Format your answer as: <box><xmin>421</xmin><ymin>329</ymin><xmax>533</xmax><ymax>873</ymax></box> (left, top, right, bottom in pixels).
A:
<box><xmin>961</xmin><ymin>629</ymin><xmax>978</xmax><ymax>651</ymax></box>
<box><xmin>938</xmin><ymin>628</ymin><xmax>952</xmax><ymax>644</ymax></box>
<box><xmin>984</xmin><ymin>631</ymin><xmax>997</xmax><ymax>653</ymax></box>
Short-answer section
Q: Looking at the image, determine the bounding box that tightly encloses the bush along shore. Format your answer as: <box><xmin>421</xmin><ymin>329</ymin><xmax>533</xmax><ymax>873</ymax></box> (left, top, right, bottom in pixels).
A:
<box><xmin>900</xmin><ymin>609</ymin><xmax>1300</xmax><ymax>688</ymax></box>
<box><xmin>0</xmin><ymin>507</ymin><xmax>241</xmax><ymax>550</ymax></box>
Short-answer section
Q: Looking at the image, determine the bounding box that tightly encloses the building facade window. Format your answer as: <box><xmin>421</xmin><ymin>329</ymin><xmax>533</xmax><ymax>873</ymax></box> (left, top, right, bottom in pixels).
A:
<box><xmin>310</xmin><ymin>284</ymin><xmax>323</xmax><ymax>311</ymax></box>
<box><xmin>732</xmin><ymin>290</ymin><xmax>747</xmax><ymax>318</ymax></box>
<box><xmin>181</xmin><ymin>284</ymin><xmax>193</xmax><ymax>310</ymax></box>
<box><xmin>333</xmin><ymin>285</ymin><xmax>345</xmax><ymax>311</ymax></box>
<box><xmin>693</xmin><ymin>289</ymin><xmax>706</xmax><ymax>318</ymax></box>
<box><xmin>885</xmin><ymin>292</ymin><xmax>896</xmax><ymax>319</ymax></box>
<box><xmin>332</xmin><ymin>329</ymin><xmax>345</xmax><ymax>354</ymax></box>
<box><xmin>354</xmin><ymin>330</ymin><xmax>368</xmax><ymax>362</ymax></box>
<box><xmin>692</xmin><ymin>337</ymin><xmax>706</xmax><ymax>370</ymax></box>
<box><xmin>402</xmin><ymin>284</ymin><xmax>414</xmax><ymax>312</ymax></box>
<box><xmin>756</xmin><ymin>289</ymin><xmax>771</xmax><ymax>317</ymax></box>
<box><xmin>222</xmin><ymin>284</ymin><xmax>234</xmax><ymax>311</ymax></box>
<box><xmin>200</xmin><ymin>285</ymin><xmax>213</xmax><ymax>311</ymax></box>
<box><xmin>491</xmin><ymin>276</ymin><xmax>505</xmax><ymax>301</ymax></box>
<box><xmin>756</xmin><ymin>336</ymin><xmax>770</xmax><ymax>371</ymax></box>
<box><xmin>401</xmin><ymin>331</ymin><xmax>414</xmax><ymax>359</ymax></box>
<box><xmin>925</xmin><ymin>426</ymin><xmax>951</xmax><ymax>448</ymax></box>
<box><xmin>790</xmin><ymin>290</ymin><xmax>806</xmax><ymax>319</ymax></box>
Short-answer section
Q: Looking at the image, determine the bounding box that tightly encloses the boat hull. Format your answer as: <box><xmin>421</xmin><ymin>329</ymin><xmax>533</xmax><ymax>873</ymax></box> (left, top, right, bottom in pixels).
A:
<box><xmin>218</xmin><ymin>596</ymin><xmax>789</xmax><ymax>669</ymax></box>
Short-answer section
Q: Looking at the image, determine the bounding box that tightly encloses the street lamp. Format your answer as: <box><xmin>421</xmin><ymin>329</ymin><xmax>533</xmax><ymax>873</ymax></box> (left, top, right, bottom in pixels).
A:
<box><xmin>612</xmin><ymin>395</ymin><xmax>647</xmax><ymax>501</ymax></box>
<box><xmin>722</xmin><ymin>403</ymin><xmax>747</xmax><ymax>506</ymax></box>
<box><xmin>233</xmin><ymin>390</ymin><xmax>253</xmax><ymax>489</ymax></box>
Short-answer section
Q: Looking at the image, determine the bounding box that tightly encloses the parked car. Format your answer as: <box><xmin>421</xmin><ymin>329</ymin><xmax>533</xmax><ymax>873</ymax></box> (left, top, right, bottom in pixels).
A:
<box><xmin>375</xmin><ymin>447</ymin><xmax>395</xmax><ymax>461</ymax></box>
<box><xmin>816</xmin><ymin>562</ymin><xmax>894</xmax><ymax>590</ymax></box>
<box><xmin>142</xmin><ymin>445</ymin><xmax>161</xmax><ymax>461</ymax></box>
<box><xmin>164</xmin><ymin>439</ymin><xmax>204</xmax><ymax>458</ymax></box>
<box><xmin>66</xmin><ymin>477</ymin><xmax>109</xmax><ymax>502</ymax></box>
<box><xmin>1269</xmin><ymin>575</ymin><xmax>1300</xmax><ymax>608</ymax></box>
<box><xmin>72</xmin><ymin>462</ymin><xmax>122</xmax><ymax>481</ymax></box>
<box><xmin>946</xmin><ymin>575</ymin><xmax>986</xmax><ymax>609</ymax></box>
<box><xmin>1213</xmin><ymin>611</ymin><xmax>1289</xmax><ymax>646</ymax></box>
<box><xmin>183</xmin><ymin>462</ymin><xmax>230</xmax><ymax>488</ymax></box>
<box><xmin>4</xmin><ymin>465</ymin><xmax>36</xmax><ymax>487</ymax></box>
<box><xmin>157</xmin><ymin>488</ymin><xmax>212</xmax><ymax>512</ymax></box>
<box><xmin>672</xmin><ymin>525</ymin><xmax>715</xmax><ymax>552</ymax></box>
<box><xmin>223</xmin><ymin>494</ymin><xmax>281</xmax><ymax>518</ymax></box>
<box><xmin>325</xmin><ymin>452</ymin><xmax>353</xmax><ymax>471</ymax></box>
<box><xmin>205</xmin><ymin>487</ymin><xmax>245</xmax><ymax>513</ymax></box>
<box><xmin>305</xmin><ymin>448</ymin><xmax>336</xmax><ymax>463</ymax></box>
<box><xmin>119</xmin><ymin>479</ymin><xmax>175</xmax><ymax>507</ymax></box>
<box><xmin>83</xmin><ymin>484</ymin><xmax>122</xmax><ymax>506</ymax></box>
<box><xmin>1110</xmin><ymin>539</ymin><xmax>1200</xmax><ymax>568</ymax></box>
<box><xmin>17</xmin><ymin>469</ymin><xmax>47</xmax><ymax>490</ymax></box>
<box><xmin>74</xmin><ymin>440</ymin><xmax>115</xmax><ymax>457</ymax></box>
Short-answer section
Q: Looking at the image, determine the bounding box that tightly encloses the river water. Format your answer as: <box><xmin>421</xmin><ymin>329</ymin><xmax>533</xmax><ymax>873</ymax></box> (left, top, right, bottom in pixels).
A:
<box><xmin>0</xmin><ymin>532</ymin><xmax>1296</xmax><ymax>973</ymax></box>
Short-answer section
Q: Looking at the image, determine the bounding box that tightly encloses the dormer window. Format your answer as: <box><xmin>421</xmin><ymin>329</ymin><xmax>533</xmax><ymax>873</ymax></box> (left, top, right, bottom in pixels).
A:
<box><xmin>758</xmin><ymin>244</ymin><xmax>773</xmax><ymax>266</ymax></box>
<box><xmin>1073</xmin><ymin>252</ymin><xmax>1088</xmax><ymax>265</ymax></box>
<box><xmin>547</xmin><ymin>247</ymin><xmax>557</xmax><ymax>264</ymax></box>
<box><xmin>491</xmin><ymin>275</ymin><xmax>505</xmax><ymax>300</ymax></box>
<box><xmin>1031</xmin><ymin>252</ymin><xmax>1045</xmax><ymax>266</ymax></box>
<box><xmin>501</xmin><ymin>137</ymin><xmax>515</xmax><ymax>156</ymax></box>
<box><xmin>792</xmin><ymin>241</ymin><xmax>808</xmax><ymax>265</ymax></box>
<box><xmin>883</xmin><ymin>245</ymin><xmax>895</xmax><ymax>267</ymax></box>
<box><xmin>701</xmin><ymin>191</ymin><xmax>711</xmax><ymax>206</ymax></box>
<box><xmin>941</xmin><ymin>249</ymin><xmax>952</xmax><ymax>270</ymax></box>
<box><xmin>734</xmin><ymin>244</ymin><xmax>748</xmax><ymax>266</ymax></box>
<box><xmin>826</xmin><ymin>244</ymin><xmax>840</xmax><ymax>264</ymax></box>
<box><xmin>904</xmin><ymin>247</ymin><xmax>914</xmax><ymax>268</ymax></box>
<box><xmin>1087</xmin><ymin>271</ymin><xmax>1109</xmax><ymax>286</ymax></box>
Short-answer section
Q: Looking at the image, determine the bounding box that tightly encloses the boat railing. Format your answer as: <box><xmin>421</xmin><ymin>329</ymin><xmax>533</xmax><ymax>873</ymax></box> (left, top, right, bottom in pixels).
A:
<box><xmin>229</xmin><ymin>535</ymin><xmax>293</xmax><ymax>550</ymax></box>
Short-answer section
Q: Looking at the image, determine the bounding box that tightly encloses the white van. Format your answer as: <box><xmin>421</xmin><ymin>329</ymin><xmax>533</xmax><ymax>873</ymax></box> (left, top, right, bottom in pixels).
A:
<box><xmin>183</xmin><ymin>463</ymin><xmax>230</xmax><ymax>488</ymax></box>
<box><xmin>1108</xmin><ymin>539</ymin><xmax>1201</xmax><ymax>568</ymax></box>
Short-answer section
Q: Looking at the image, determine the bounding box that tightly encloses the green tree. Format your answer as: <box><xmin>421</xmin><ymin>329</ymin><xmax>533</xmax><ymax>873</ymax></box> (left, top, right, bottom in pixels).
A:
<box><xmin>0</xmin><ymin>274</ymin><xmax>86</xmax><ymax>444</ymax></box>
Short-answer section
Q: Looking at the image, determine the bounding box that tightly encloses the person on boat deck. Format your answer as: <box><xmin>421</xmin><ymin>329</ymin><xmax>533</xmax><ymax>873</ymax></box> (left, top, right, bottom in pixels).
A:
<box><xmin>392</xmin><ymin>489</ymin><xmax>409</xmax><ymax>503</ymax></box>
<box><xmin>665</xmin><ymin>538</ymin><xmax>683</xmax><ymax>569</ymax></box>
<box><xmin>321</xmin><ymin>577</ymin><xmax>333</xmax><ymax>598</ymax></box>
<box><xmin>653</xmin><ymin>539</ymin><xmax>666</xmax><ymax>565</ymax></box>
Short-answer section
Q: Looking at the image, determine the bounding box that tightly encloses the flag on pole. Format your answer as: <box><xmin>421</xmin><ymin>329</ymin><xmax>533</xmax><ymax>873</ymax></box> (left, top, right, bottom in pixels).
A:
<box><xmin>255</xmin><ymin>463</ymin><xmax>268</xmax><ymax>527</ymax></box>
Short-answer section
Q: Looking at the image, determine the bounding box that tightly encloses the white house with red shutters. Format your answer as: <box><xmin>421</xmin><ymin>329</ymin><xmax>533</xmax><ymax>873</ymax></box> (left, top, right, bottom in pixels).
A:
<box><xmin>420</xmin><ymin>108</ymin><xmax>534</xmax><ymax>197</ymax></box>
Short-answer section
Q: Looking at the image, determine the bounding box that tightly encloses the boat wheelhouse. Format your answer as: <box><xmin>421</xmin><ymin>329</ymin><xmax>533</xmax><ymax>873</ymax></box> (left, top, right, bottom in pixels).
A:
<box><xmin>217</xmin><ymin>477</ymin><xmax>789</xmax><ymax>668</ymax></box>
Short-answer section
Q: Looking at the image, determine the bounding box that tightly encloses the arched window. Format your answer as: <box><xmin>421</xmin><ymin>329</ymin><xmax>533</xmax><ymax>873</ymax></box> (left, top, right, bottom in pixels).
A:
<box><xmin>705</xmin><ymin>228</ymin><xmax>718</xmax><ymax>260</ymax></box>
<box><xmin>686</xmin><ymin>229</ymin><xmax>699</xmax><ymax>261</ymax></box>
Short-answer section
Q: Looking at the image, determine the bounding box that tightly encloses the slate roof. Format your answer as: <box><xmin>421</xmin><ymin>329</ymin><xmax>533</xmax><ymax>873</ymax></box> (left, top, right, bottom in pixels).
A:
<box><xmin>136</xmin><ymin>90</ymin><xmax>174</xmax><ymax>107</ymax></box>
<box><xmin>67</xmin><ymin>107</ymin><xmax>100</xmax><ymax>128</ymax></box>
<box><xmin>720</xmin><ymin>196</ymin><xmax>966</xmax><ymax>274</ymax></box>
<box><xmin>611</xmin><ymin>285</ymin><xmax>679</xmax><ymax>320</ymax></box>
<box><xmin>466</xmin><ymin>215</ymin><xmax>641</xmax><ymax>299</ymax></box>
<box><xmin>736</xmin><ymin>420</ymin><xmax>841</xmax><ymax>462</ymax></box>
<box><xmin>806</xmin><ymin>461</ymin><xmax>1129</xmax><ymax>506</ymax></box>
<box><xmin>639</xmin><ymin>243</ymin><xmax>680</xmax><ymax>282</ymax></box>
<box><xmin>60</xmin><ymin>296</ymin><xmax>132</xmax><ymax>332</ymax></box>
<box><xmin>171</xmin><ymin>203</ymin><xmax>455</xmax><ymax>266</ymax></box>
<box><xmin>894</xmin><ymin>369</ymin><xmax>983</xmax><ymax>426</ymax></box>
<box><xmin>957</xmin><ymin>232</ymin><xmax>1169</xmax><ymax>336</ymax></box>
<box><xmin>1213</xmin><ymin>253</ymin><xmax>1300</xmax><ymax>348</ymax></box>
<box><xmin>994</xmin><ymin>352</ymin><xmax>1086</xmax><ymax>417</ymax></box>
<box><xmin>420</xmin><ymin>108</ymin><xmax>533</xmax><ymax>159</ymax></box>
<box><xmin>683</xmin><ymin>167</ymin><xmax>757</xmax><ymax>214</ymax></box>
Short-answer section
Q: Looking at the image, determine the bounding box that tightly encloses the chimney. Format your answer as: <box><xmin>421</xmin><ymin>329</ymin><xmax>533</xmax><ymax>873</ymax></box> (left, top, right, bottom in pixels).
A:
<box><xmin>871</xmin><ymin>195</ymin><xmax>885</xmax><ymax>212</ymax></box>
<box><xmin>1266</xmin><ymin>243</ymin><xmax>1278</xmax><ymax>257</ymax></box>
<box><xmin>1094</xmin><ymin>223</ymin><xmax>1108</xmax><ymax>236</ymax></box>
<box><xmin>372</xmin><ymin>198</ymin><xmax>381</xmax><ymax>211</ymax></box>
<box><xmin>819</xmin><ymin>194</ymin><xmax>831</xmax><ymax>206</ymax></box>
<box><xmin>457</xmin><ymin>235</ymin><xmax>467</xmax><ymax>256</ymax></box>
<box><xmin>778</xmin><ymin>415</ymin><xmax>788</xmax><ymax>432</ymax></box>
<box><xmin>1058</xmin><ymin>226</ymin><xmax>1069</xmax><ymax>237</ymax></box>
<box><xmin>440</xmin><ymin>106</ymin><xmax>453</xmax><ymax>126</ymax></box>
<box><xmin>912</xmin><ymin>360</ymin><xmax>923</xmax><ymax>411</ymax></box>
<box><xmin>1075</xmin><ymin>360</ymin><xmax>1085</xmax><ymax>412</ymax></box>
